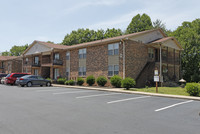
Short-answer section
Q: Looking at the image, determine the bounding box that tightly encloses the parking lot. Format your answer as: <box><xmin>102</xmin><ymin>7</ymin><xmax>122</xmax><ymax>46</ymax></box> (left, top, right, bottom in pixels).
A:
<box><xmin>0</xmin><ymin>84</ymin><xmax>200</xmax><ymax>134</ymax></box>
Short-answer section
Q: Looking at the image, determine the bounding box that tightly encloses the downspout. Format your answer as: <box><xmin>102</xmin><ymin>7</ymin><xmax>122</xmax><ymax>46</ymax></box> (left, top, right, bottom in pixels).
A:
<box><xmin>160</xmin><ymin>44</ymin><xmax>162</xmax><ymax>86</ymax></box>
<box><xmin>22</xmin><ymin>55</ymin><xmax>23</xmax><ymax>73</ymax></box>
<box><xmin>121</xmin><ymin>39</ymin><xmax>125</xmax><ymax>79</ymax></box>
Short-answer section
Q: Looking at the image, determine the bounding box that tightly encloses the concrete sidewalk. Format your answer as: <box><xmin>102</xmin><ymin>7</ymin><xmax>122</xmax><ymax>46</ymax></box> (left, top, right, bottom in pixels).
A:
<box><xmin>52</xmin><ymin>84</ymin><xmax>200</xmax><ymax>101</ymax></box>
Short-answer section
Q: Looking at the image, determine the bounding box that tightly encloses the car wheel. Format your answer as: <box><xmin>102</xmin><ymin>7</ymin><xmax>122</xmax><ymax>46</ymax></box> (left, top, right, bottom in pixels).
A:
<box><xmin>46</xmin><ymin>82</ymin><xmax>51</xmax><ymax>87</ymax></box>
<box><xmin>40</xmin><ymin>85</ymin><xmax>43</xmax><ymax>87</ymax></box>
<box><xmin>21</xmin><ymin>85</ymin><xmax>24</xmax><ymax>87</ymax></box>
<box><xmin>27</xmin><ymin>82</ymin><xmax>32</xmax><ymax>87</ymax></box>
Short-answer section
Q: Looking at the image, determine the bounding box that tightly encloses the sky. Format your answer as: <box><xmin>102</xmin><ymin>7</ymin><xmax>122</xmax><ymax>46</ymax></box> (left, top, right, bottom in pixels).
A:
<box><xmin>0</xmin><ymin>0</ymin><xmax>199</xmax><ymax>52</ymax></box>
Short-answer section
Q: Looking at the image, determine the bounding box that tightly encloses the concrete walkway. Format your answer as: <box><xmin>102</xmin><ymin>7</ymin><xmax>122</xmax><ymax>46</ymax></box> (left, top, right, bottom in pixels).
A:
<box><xmin>52</xmin><ymin>84</ymin><xmax>200</xmax><ymax>101</ymax></box>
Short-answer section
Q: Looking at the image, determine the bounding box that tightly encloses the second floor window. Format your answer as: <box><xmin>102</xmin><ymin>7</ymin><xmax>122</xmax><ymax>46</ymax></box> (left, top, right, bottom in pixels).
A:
<box><xmin>34</xmin><ymin>56</ymin><xmax>39</xmax><ymax>64</ymax></box>
<box><xmin>79</xmin><ymin>48</ymin><xmax>86</xmax><ymax>59</ymax></box>
<box><xmin>108</xmin><ymin>43</ymin><xmax>119</xmax><ymax>56</ymax></box>
<box><xmin>66</xmin><ymin>52</ymin><xmax>70</xmax><ymax>60</ymax></box>
<box><xmin>148</xmin><ymin>48</ymin><xmax>154</xmax><ymax>58</ymax></box>
<box><xmin>54</xmin><ymin>53</ymin><xmax>60</xmax><ymax>60</ymax></box>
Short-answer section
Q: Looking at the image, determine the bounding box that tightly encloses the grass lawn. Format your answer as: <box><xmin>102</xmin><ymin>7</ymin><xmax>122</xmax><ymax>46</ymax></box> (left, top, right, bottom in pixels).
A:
<box><xmin>129</xmin><ymin>87</ymin><xmax>189</xmax><ymax>96</ymax></box>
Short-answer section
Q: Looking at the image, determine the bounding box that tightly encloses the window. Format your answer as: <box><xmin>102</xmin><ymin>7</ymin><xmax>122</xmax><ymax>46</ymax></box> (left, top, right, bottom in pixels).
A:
<box><xmin>79</xmin><ymin>67</ymin><xmax>86</xmax><ymax>76</ymax></box>
<box><xmin>148</xmin><ymin>48</ymin><xmax>154</xmax><ymax>58</ymax></box>
<box><xmin>79</xmin><ymin>48</ymin><xmax>86</xmax><ymax>59</ymax></box>
<box><xmin>108</xmin><ymin>43</ymin><xmax>119</xmax><ymax>55</ymax></box>
<box><xmin>66</xmin><ymin>52</ymin><xmax>70</xmax><ymax>60</ymax></box>
<box><xmin>54</xmin><ymin>68</ymin><xmax>59</xmax><ymax>79</ymax></box>
<box><xmin>34</xmin><ymin>56</ymin><xmax>39</xmax><ymax>64</ymax></box>
<box><xmin>66</xmin><ymin>67</ymin><xmax>70</xmax><ymax>79</ymax></box>
<box><xmin>108</xmin><ymin>65</ymin><xmax>119</xmax><ymax>76</ymax></box>
<box><xmin>54</xmin><ymin>53</ymin><xmax>60</xmax><ymax>60</ymax></box>
<box><xmin>34</xmin><ymin>69</ymin><xmax>39</xmax><ymax>76</ymax></box>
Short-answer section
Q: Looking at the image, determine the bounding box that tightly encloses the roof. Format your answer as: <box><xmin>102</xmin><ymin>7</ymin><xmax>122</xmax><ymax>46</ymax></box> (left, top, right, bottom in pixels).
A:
<box><xmin>150</xmin><ymin>37</ymin><xmax>183</xmax><ymax>50</ymax></box>
<box><xmin>64</xmin><ymin>28</ymin><xmax>167</xmax><ymax>50</ymax></box>
<box><xmin>0</xmin><ymin>56</ymin><xmax>20</xmax><ymax>61</ymax></box>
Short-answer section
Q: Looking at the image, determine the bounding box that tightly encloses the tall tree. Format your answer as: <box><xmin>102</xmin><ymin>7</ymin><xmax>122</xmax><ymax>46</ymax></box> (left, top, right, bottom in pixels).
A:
<box><xmin>2</xmin><ymin>51</ymin><xmax>11</xmax><ymax>56</ymax></box>
<box><xmin>104</xmin><ymin>28</ymin><xmax>122</xmax><ymax>38</ymax></box>
<box><xmin>170</xmin><ymin>19</ymin><xmax>200</xmax><ymax>82</ymax></box>
<box><xmin>9</xmin><ymin>44</ymin><xmax>29</xmax><ymax>56</ymax></box>
<box><xmin>153</xmin><ymin>19</ymin><xmax>171</xmax><ymax>35</ymax></box>
<box><xmin>126</xmin><ymin>13</ymin><xmax>153</xmax><ymax>34</ymax></box>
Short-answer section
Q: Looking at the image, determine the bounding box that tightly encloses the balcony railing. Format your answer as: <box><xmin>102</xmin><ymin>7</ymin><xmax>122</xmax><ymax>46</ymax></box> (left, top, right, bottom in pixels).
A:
<box><xmin>53</xmin><ymin>59</ymin><xmax>63</xmax><ymax>65</ymax></box>
<box><xmin>32</xmin><ymin>62</ymin><xmax>41</xmax><ymax>67</ymax></box>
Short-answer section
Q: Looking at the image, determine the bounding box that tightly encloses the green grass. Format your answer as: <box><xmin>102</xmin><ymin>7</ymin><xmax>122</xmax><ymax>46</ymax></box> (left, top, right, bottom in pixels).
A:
<box><xmin>128</xmin><ymin>87</ymin><xmax>189</xmax><ymax>96</ymax></box>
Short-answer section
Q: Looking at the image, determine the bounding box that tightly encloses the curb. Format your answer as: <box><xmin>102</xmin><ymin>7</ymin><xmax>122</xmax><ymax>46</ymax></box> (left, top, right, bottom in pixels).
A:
<box><xmin>52</xmin><ymin>84</ymin><xmax>200</xmax><ymax>101</ymax></box>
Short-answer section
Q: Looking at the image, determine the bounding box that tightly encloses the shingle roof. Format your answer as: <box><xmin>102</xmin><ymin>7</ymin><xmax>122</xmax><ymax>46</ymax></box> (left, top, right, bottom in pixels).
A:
<box><xmin>35</xmin><ymin>41</ymin><xmax>69</xmax><ymax>49</ymax></box>
<box><xmin>0</xmin><ymin>56</ymin><xmax>20</xmax><ymax>61</ymax></box>
<box><xmin>151</xmin><ymin>37</ymin><xmax>173</xmax><ymax>44</ymax></box>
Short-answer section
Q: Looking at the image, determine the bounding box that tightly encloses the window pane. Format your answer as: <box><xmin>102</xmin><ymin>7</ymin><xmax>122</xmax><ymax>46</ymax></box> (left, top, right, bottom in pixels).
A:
<box><xmin>114</xmin><ymin>49</ymin><xmax>119</xmax><ymax>55</ymax></box>
<box><xmin>114</xmin><ymin>65</ymin><xmax>119</xmax><ymax>71</ymax></box>
<box><xmin>108</xmin><ymin>44</ymin><xmax>113</xmax><ymax>50</ymax></box>
<box><xmin>108</xmin><ymin>50</ymin><xmax>113</xmax><ymax>55</ymax></box>
<box><xmin>83</xmin><ymin>48</ymin><xmax>86</xmax><ymax>54</ymax></box>
<box><xmin>108</xmin><ymin>71</ymin><xmax>113</xmax><ymax>76</ymax></box>
<box><xmin>108</xmin><ymin>65</ymin><xmax>113</xmax><ymax>71</ymax></box>
<box><xmin>83</xmin><ymin>54</ymin><xmax>86</xmax><ymax>59</ymax></box>
<box><xmin>114</xmin><ymin>71</ymin><xmax>119</xmax><ymax>75</ymax></box>
<box><xmin>79</xmin><ymin>54</ymin><xmax>83</xmax><ymax>59</ymax></box>
<box><xmin>79</xmin><ymin>49</ymin><xmax>82</xmax><ymax>54</ymax></box>
<box><xmin>114</xmin><ymin>43</ymin><xmax>119</xmax><ymax>49</ymax></box>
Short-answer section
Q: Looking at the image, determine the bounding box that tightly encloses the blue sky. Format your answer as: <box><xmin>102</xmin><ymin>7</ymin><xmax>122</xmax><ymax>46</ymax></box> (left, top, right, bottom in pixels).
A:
<box><xmin>0</xmin><ymin>0</ymin><xmax>199</xmax><ymax>52</ymax></box>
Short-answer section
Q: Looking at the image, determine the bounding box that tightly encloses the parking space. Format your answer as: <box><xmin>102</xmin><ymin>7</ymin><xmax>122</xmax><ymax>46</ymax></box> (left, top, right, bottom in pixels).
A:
<box><xmin>0</xmin><ymin>84</ymin><xmax>200</xmax><ymax>134</ymax></box>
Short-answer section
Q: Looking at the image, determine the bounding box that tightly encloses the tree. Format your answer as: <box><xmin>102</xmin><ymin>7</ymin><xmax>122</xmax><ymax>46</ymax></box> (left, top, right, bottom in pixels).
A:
<box><xmin>170</xmin><ymin>19</ymin><xmax>200</xmax><ymax>82</ymax></box>
<box><xmin>126</xmin><ymin>13</ymin><xmax>153</xmax><ymax>34</ymax></box>
<box><xmin>104</xmin><ymin>28</ymin><xmax>122</xmax><ymax>38</ymax></box>
<box><xmin>153</xmin><ymin>19</ymin><xmax>172</xmax><ymax>35</ymax></box>
<box><xmin>2</xmin><ymin>51</ymin><xmax>11</xmax><ymax>56</ymax></box>
<box><xmin>9</xmin><ymin>44</ymin><xmax>28</xmax><ymax>56</ymax></box>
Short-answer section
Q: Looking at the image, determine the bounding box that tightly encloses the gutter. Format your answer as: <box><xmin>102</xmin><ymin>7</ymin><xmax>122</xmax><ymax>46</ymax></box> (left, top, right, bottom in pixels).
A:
<box><xmin>121</xmin><ymin>39</ymin><xmax>125</xmax><ymax>79</ymax></box>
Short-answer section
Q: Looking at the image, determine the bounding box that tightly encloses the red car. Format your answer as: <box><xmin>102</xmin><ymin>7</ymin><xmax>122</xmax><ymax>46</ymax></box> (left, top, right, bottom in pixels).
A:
<box><xmin>5</xmin><ymin>73</ymin><xmax>30</xmax><ymax>85</ymax></box>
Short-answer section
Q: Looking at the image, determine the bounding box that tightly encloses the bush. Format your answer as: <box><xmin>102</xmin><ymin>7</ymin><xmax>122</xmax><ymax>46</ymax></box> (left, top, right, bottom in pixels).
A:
<box><xmin>121</xmin><ymin>77</ymin><xmax>136</xmax><ymax>90</ymax></box>
<box><xmin>186</xmin><ymin>83</ymin><xmax>200</xmax><ymax>96</ymax></box>
<box><xmin>110</xmin><ymin>75</ymin><xmax>122</xmax><ymax>88</ymax></box>
<box><xmin>65</xmin><ymin>81</ymin><xmax>69</xmax><ymax>85</ymax></box>
<box><xmin>46</xmin><ymin>78</ymin><xmax>52</xmax><ymax>83</ymax></box>
<box><xmin>57</xmin><ymin>78</ymin><xmax>66</xmax><ymax>85</ymax></box>
<box><xmin>86</xmin><ymin>75</ymin><xmax>95</xmax><ymax>86</ymax></box>
<box><xmin>68</xmin><ymin>80</ymin><xmax>75</xmax><ymax>85</ymax></box>
<box><xmin>77</xmin><ymin>77</ymin><xmax>84</xmax><ymax>86</ymax></box>
<box><xmin>97</xmin><ymin>76</ymin><xmax>107</xmax><ymax>86</ymax></box>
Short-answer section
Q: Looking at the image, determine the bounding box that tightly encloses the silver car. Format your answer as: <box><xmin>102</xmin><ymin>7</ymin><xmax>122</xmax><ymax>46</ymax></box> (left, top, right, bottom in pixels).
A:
<box><xmin>17</xmin><ymin>75</ymin><xmax>51</xmax><ymax>87</ymax></box>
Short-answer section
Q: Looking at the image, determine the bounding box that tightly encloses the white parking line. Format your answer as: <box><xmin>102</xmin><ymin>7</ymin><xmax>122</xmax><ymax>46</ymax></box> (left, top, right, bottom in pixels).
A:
<box><xmin>22</xmin><ymin>87</ymin><xmax>59</xmax><ymax>90</ymax></box>
<box><xmin>53</xmin><ymin>90</ymin><xmax>95</xmax><ymax>95</ymax></box>
<box><xmin>107</xmin><ymin>96</ymin><xmax>151</xmax><ymax>104</ymax></box>
<box><xmin>76</xmin><ymin>93</ymin><xmax>122</xmax><ymax>99</ymax></box>
<box><xmin>155</xmin><ymin>100</ymin><xmax>194</xmax><ymax>112</ymax></box>
<box><xmin>36</xmin><ymin>88</ymin><xmax>78</xmax><ymax>92</ymax></box>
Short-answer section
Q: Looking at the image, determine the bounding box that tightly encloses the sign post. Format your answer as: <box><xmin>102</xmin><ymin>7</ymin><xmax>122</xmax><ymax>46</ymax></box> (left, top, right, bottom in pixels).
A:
<box><xmin>154</xmin><ymin>69</ymin><xmax>159</xmax><ymax>93</ymax></box>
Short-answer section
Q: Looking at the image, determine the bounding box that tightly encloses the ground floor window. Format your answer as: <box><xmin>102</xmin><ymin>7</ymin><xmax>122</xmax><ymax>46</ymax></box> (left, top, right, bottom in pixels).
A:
<box><xmin>66</xmin><ymin>67</ymin><xmax>70</xmax><ymax>79</ymax></box>
<box><xmin>79</xmin><ymin>67</ymin><xmax>86</xmax><ymax>76</ymax></box>
<box><xmin>54</xmin><ymin>68</ymin><xmax>59</xmax><ymax>79</ymax></box>
<box><xmin>108</xmin><ymin>65</ymin><xmax>119</xmax><ymax>76</ymax></box>
<box><xmin>34</xmin><ymin>69</ymin><xmax>39</xmax><ymax>76</ymax></box>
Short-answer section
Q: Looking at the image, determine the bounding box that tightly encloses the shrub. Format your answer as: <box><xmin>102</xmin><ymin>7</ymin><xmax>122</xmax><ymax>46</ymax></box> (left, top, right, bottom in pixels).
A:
<box><xmin>68</xmin><ymin>80</ymin><xmax>75</xmax><ymax>85</ymax></box>
<box><xmin>46</xmin><ymin>78</ymin><xmax>52</xmax><ymax>83</ymax></box>
<box><xmin>65</xmin><ymin>81</ymin><xmax>69</xmax><ymax>85</ymax></box>
<box><xmin>86</xmin><ymin>75</ymin><xmax>95</xmax><ymax>86</ymax></box>
<box><xmin>121</xmin><ymin>77</ymin><xmax>136</xmax><ymax>90</ymax></box>
<box><xmin>57</xmin><ymin>78</ymin><xmax>66</xmax><ymax>85</ymax></box>
<box><xmin>77</xmin><ymin>77</ymin><xmax>84</xmax><ymax>86</ymax></box>
<box><xmin>110</xmin><ymin>75</ymin><xmax>122</xmax><ymax>88</ymax></box>
<box><xmin>185</xmin><ymin>83</ymin><xmax>200</xmax><ymax>96</ymax></box>
<box><xmin>97</xmin><ymin>76</ymin><xmax>107</xmax><ymax>86</ymax></box>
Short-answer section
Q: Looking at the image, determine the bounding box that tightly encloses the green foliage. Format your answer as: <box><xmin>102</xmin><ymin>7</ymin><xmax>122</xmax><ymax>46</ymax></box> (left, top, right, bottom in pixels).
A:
<box><xmin>126</xmin><ymin>13</ymin><xmax>153</xmax><ymax>34</ymax></box>
<box><xmin>2</xmin><ymin>44</ymin><xmax>28</xmax><ymax>56</ymax></box>
<box><xmin>97</xmin><ymin>76</ymin><xmax>107</xmax><ymax>86</ymax></box>
<box><xmin>62</xmin><ymin>28</ymin><xmax>123</xmax><ymax>46</ymax></box>
<box><xmin>46</xmin><ymin>78</ymin><xmax>52</xmax><ymax>82</ymax></box>
<box><xmin>185</xmin><ymin>83</ymin><xmax>200</xmax><ymax>96</ymax></box>
<box><xmin>86</xmin><ymin>75</ymin><xmax>95</xmax><ymax>86</ymax></box>
<box><xmin>57</xmin><ymin>78</ymin><xmax>66</xmax><ymax>85</ymax></box>
<box><xmin>121</xmin><ymin>77</ymin><xmax>136</xmax><ymax>90</ymax></box>
<box><xmin>170</xmin><ymin>19</ymin><xmax>200</xmax><ymax>82</ymax></box>
<box><xmin>68</xmin><ymin>80</ymin><xmax>75</xmax><ymax>85</ymax></box>
<box><xmin>65</xmin><ymin>80</ymin><xmax>69</xmax><ymax>85</ymax></box>
<box><xmin>110</xmin><ymin>75</ymin><xmax>122</xmax><ymax>88</ymax></box>
<box><xmin>77</xmin><ymin>77</ymin><xmax>84</xmax><ymax>86</ymax></box>
<box><xmin>2</xmin><ymin>51</ymin><xmax>11</xmax><ymax>56</ymax></box>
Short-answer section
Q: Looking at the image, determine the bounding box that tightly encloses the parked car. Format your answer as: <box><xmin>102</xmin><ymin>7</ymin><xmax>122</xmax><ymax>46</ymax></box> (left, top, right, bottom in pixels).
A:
<box><xmin>5</xmin><ymin>73</ymin><xmax>30</xmax><ymax>85</ymax></box>
<box><xmin>17</xmin><ymin>75</ymin><xmax>51</xmax><ymax>87</ymax></box>
<box><xmin>1</xmin><ymin>77</ymin><xmax>6</xmax><ymax>84</ymax></box>
<box><xmin>0</xmin><ymin>73</ymin><xmax>8</xmax><ymax>84</ymax></box>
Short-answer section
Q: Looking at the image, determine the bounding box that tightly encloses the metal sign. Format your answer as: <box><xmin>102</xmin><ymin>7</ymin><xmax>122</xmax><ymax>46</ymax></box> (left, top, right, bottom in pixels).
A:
<box><xmin>154</xmin><ymin>76</ymin><xmax>159</xmax><ymax>82</ymax></box>
<box><xmin>154</xmin><ymin>70</ymin><xmax>158</xmax><ymax>76</ymax></box>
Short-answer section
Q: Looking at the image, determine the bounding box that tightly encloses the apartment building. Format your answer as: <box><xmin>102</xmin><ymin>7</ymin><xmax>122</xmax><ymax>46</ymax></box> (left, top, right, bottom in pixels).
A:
<box><xmin>22</xmin><ymin>29</ymin><xmax>183</xmax><ymax>87</ymax></box>
<box><xmin>0</xmin><ymin>56</ymin><xmax>22</xmax><ymax>74</ymax></box>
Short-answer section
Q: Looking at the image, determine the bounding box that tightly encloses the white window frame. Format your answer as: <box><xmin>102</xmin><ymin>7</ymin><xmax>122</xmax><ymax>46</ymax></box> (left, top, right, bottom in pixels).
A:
<box><xmin>66</xmin><ymin>52</ymin><xmax>70</xmax><ymax>60</ymax></box>
<box><xmin>79</xmin><ymin>66</ymin><xmax>86</xmax><ymax>76</ymax></box>
<box><xmin>79</xmin><ymin>48</ymin><xmax>86</xmax><ymax>59</ymax></box>
<box><xmin>54</xmin><ymin>53</ymin><xmax>60</xmax><ymax>60</ymax></box>
<box><xmin>148</xmin><ymin>48</ymin><xmax>154</xmax><ymax>58</ymax></box>
<box><xmin>34</xmin><ymin>69</ymin><xmax>39</xmax><ymax>76</ymax></box>
<box><xmin>54</xmin><ymin>68</ymin><xmax>59</xmax><ymax>79</ymax></box>
<box><xmin>34</xmin><ymin>56</ymin><xmax>39</xmax><ymax>64</ymax></box>
<box><xmin>108</xmin><ymin>43</ymin><xmax>119</xmax><ymax>56</ymax></box>
<box><xmin>108</xmin><ymin>65</ymin><xmax>119</xmax><ymax>76</ymax></box>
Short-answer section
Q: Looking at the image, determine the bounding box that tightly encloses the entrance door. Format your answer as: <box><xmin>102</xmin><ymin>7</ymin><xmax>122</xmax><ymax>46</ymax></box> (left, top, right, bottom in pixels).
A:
<box><xmin>54</xmin><ymin>68</ymin><xmax>59</xmax><ymax>80</ymax></box>
<box><xmin>155</xmin><ymin>49</ymin><xmax>159</xmax><ymax>62</ymax></box>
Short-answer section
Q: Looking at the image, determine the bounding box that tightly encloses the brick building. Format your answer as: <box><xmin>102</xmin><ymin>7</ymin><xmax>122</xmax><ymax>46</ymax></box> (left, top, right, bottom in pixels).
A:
<box><xmin>22</xmin><ymin>29</ymin><xmax>183</xmax><ymax>87</ymax></box>
<box><xmin>0</xmin><ymin>56</ymin><xmax>22</xmax><ymax>74</ymax></box>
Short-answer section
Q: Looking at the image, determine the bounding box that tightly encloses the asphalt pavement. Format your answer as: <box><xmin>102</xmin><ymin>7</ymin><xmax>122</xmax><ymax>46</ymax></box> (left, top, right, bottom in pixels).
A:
<box><xmin>0</xmin><ymin>84</ymin><xmax>199</xmax><ymax>134</ymax></box>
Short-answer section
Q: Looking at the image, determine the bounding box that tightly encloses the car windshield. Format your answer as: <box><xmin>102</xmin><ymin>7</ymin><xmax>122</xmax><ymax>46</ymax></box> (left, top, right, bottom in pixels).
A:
<box><xmin>6</xmin><ymin>74</ymin><xmax>11</xmax><ymax>77</ymax></box>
